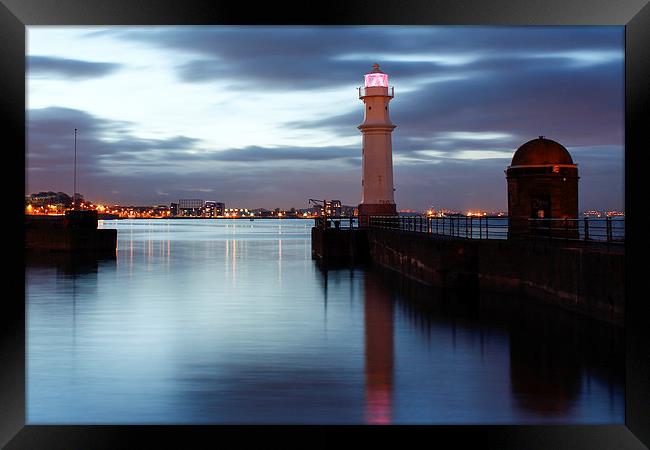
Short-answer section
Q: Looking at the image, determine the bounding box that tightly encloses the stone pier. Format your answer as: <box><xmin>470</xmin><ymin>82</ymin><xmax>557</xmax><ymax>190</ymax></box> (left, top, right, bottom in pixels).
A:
<box><xmin>312</xmin><ymin>226</ymin><xmax>624</xmax><ymax>325</ymax></box>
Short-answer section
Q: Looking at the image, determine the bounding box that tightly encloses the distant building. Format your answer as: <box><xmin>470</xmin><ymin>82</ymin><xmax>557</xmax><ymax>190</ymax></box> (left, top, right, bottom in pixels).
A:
<box><xmin>178</xmin><ymin>199</ymin><xmax>204</xmax><ymax>217</ymax></box>
<box><xmin>170</xmin><ymin>202</ymin><xmax>178</xmax><ymax>216</ymax></box>
<box><xmin>325</xmin><ymin>200</ymin><xmax>342</xmax><ymax>217</ymax></box>
<box><xmin>251</xmin><ymin>208</ymin><xmax>272</xmax><ymax>217</ymax></box>
<box><xmin>29</xmin><ymin>192</ymin><xmax>57</xmax><ymax>206</ymax></box>
<box><xmin>341</xmin><ymin>205</ymin><xmax>356</xmax><ymax>217</ymax></box>
<box><xmin>437</xmin><ymin>208</ymin><xmax>460</xmax><ymax>217</ymax></box>
<box><xmin>29</xmin><ymin>191</ymin><xmax>72</xmax><ymax>207</ymax></box>
<box><xmin>283</xmin><ymin>208</ymin><xmax>298</xmax><ymax>218</ymax></box>
<box><xmin>225</xmin><ymin>207</ymin><xmax>250</xmax><ymax>217</ymax></box>
<box><xmin>506</xmin><ymin>136</ymin><xmax>579</xmax><ymax>238</ymax></box>
<box><xmin>204</xmin><ymin>201</ymin><xmax>225</xmax><ymax>217</ymax></box>
<box><xmin>153</xmin><ymin>205</ymin><xmax>170</xmax><ymax>216</ymax></box>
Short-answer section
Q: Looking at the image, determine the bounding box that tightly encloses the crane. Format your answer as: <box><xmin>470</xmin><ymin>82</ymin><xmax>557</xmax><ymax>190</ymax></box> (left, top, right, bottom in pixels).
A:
<box><xmin>308</xmin><ymin>198</ymin><xmax>326</xmax><ymax>216</ymax></box>
<box><xmin>309</xmin><ymin>198</ymin><xmax>329</xmax><ymax>229</ymax></box>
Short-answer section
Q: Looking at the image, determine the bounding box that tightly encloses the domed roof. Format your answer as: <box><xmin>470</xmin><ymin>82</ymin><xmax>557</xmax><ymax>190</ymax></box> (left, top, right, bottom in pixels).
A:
<box><xmin>511</xmin><ymin>136</ymin><xmax>574</xmax><ymax>166</ymax></box>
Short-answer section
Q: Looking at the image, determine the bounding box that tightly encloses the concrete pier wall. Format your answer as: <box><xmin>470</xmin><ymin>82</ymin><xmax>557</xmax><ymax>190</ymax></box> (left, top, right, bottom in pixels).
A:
<box><xmin>311</xmin><ymin>227</ymin><xmax>369</xmax><ymax>267</ymax></box>
<box><xmin>25</xmin><ymin>215</ymin><xmax>117</xmax><ymax>253</ymax></box>
<box><xmin>311</xmin><ymin>226</ymin><xmax>624</xmax><ymax>325</ymax></box>
<box><xmin>366</xmin><ymin>229</ymin><xmax>624</xmax><ymax>325</ymax></box>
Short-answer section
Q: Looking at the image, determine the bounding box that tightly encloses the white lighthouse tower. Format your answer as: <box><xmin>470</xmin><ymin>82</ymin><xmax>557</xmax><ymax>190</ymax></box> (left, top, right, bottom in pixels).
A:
<box><xmin>358</xmin><ymin>63</ymin><xmax>397</xmax><ymax>226</ymax></box>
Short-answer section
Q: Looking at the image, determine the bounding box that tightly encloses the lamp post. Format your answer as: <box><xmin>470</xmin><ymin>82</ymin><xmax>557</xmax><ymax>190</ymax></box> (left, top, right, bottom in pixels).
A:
<box><xmin>73</xmin><ymin>128</ymin><xmax>77</xmax><ymax>210</ymax></box>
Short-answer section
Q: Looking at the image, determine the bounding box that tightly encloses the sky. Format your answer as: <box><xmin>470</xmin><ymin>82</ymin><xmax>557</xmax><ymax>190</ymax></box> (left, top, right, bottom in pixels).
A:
<box><xmin>26</xmin><ymin>26</ymin><xmax>624</xmax><ymax>211</ymax></box>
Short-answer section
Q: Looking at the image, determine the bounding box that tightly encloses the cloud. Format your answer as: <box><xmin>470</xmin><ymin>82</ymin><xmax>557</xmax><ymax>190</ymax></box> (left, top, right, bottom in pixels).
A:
<box><xmin>27</xmin><ymin>55</ymin><xmax>122</xmax><ymax>80</ymax></box>
<box><xmin>26</xmin><ymin>106</ymin><xmax>362</xmax><ymax>206</ymax></box>
<box><xmin>200</xmin><ymin>145</ymin><xmax>357</xmax><ymax>163</ymax></box>
<box><xmin>287</xmin><ymin>56</ymin><xmax>623</xmax><ymax>157</ymax></box>
<box><xmin>26</xmin><ymin>26</ymin><xmax>624</xmax><ymax>210</ymax></box>
<box><xmin>26</xmin><ymin>104</ymin><xmax>623</xmax><ymax>211</ymax></box>
<box><xmin>26</xmin><ymin>107</ymin><xmax>202</xmax><ymax>186</ymax></box>
<box><xmin>100</xmin><ymin>26</ymin><xmax>622</xmax><ymax>89</ymax></box>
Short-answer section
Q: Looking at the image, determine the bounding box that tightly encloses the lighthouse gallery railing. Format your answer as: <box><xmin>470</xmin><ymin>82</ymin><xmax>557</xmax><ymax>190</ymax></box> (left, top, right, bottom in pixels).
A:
<box><xmin>358</xmin><ymin>86</ymin><xmax>394</xmax><ymax>98</ymax></box>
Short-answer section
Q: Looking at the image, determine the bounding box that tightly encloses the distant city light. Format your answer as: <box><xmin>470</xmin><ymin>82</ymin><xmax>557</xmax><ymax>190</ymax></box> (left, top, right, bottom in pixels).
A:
<box><xmin>31</xmin><ymin>192</ymin><xmax>617</xmax><ymax>221</ymax></box>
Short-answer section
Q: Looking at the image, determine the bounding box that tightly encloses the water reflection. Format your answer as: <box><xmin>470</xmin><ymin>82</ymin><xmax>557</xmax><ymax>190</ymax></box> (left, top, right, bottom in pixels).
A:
<box><xmin>378</xmin><ymin>269</ymin><xmax>623</xmax><ymax>422</ymax></box>
<box><xmin>26</xmin><ymin>251</ymin><xmax>115</xmax><ymax>277</ymax></box>
<box><xmin>26</xmin><ymin>252</ymin><xmax>117</xmax><ymax>413</ymax></box>
<box><xmin>363</xmin><ymin>270</ymin><xmax>394</xmax><ymax>424</ymax></box>
<box><xmin>504</xmin><ymin>293</ymin><xmax>623</xmax><ymax>418</ymax></box>
<box><xmin>508</xmin><ymin>304</ymin><xmax>582</xmax><ymax>415</ymax></box>
<box><xmin>26</xmin><ymin>219</ymin><xmax>623</xmax><ymax>424</ymax></box>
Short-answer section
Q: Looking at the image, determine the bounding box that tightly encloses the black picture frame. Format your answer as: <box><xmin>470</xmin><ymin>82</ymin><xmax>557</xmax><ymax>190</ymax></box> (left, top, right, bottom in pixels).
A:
<box><xmin>2</xmin><ymin>0</ymin><xmax>648</xmax><ymax>448</ymax></box>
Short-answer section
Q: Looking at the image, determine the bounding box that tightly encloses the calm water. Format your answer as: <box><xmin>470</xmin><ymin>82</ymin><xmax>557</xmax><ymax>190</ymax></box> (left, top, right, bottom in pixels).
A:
<box><xmin>26</xmin><ymin>219</ymin><xmax>624</xmax><ymax>424</ymax></box>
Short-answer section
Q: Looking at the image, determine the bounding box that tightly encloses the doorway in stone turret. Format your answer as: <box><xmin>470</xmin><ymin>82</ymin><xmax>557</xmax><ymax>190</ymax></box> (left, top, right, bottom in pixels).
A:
<box><xmin>531</xmin><ymin>196</ymin><xmax>551</xmax><ymax>236</ymax></box>
<box><xmin>531</xmin><ymin>196</ymin><xmax>551</xmax><ymax>219</ymax></box>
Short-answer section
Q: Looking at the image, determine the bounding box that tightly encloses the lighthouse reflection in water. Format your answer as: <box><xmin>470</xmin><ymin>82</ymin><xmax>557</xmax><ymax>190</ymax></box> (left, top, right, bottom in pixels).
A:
<box><xmin>364</xmin><ymin>273</ymin><xmax>394</xmax><ymax>424</ymax></box>
<box><xmin>26</xmin><ymin>219</ymin><xmax>623</xmax><ymax>424</ymax></box>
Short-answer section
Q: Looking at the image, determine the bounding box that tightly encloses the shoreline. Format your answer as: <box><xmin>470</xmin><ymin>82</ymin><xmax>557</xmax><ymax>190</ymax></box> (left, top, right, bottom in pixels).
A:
<box><xmin>98</xmin><ymin>216</ymin><xmax>322</xmax><ymax>220</ymax></box>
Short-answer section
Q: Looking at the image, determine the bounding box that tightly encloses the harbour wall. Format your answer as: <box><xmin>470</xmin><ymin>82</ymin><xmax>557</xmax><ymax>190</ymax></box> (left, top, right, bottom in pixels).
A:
<box><xmin>25</xmin><ymin>214</ymin><xmax>117</xmax><ymax>253</ymax></box>
<box><xmin>311</xmin><ymin>227</ymin><xmax>369</xmax><ymax>267</ymax></box>
<box><xmin>312</xmin><ymin>227</ymin><xmax>624</xmax><ymax>325</ymax></box>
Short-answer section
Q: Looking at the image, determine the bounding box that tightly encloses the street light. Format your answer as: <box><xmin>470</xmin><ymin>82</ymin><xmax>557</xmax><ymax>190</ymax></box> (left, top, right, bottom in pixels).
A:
<box><xmin>72</xmin><ymin>128</ymin><xmax>78</xmax><ymax>210</ymax></box>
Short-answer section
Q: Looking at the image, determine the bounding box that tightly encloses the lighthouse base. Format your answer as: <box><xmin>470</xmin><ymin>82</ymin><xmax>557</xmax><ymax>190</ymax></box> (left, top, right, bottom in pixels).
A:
<box><xmin>358</xmin><ymin>203</ymin><xmax>397</xmax><ymax>228</ymax></box>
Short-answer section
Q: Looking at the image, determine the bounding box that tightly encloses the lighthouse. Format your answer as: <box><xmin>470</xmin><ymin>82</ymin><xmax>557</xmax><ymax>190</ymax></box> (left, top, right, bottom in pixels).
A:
<box><xmin>358</xmin><ymin>63</ymin><xmax>397</xmax><ymax>226</ymax></box>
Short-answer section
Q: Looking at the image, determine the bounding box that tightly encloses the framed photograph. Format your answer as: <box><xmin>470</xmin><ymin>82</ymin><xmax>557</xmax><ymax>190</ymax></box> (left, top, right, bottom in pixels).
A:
<box><xmin>3</xmin><ymin>0</ymin><xmax>649</xmax><ymax>448</ymax></box>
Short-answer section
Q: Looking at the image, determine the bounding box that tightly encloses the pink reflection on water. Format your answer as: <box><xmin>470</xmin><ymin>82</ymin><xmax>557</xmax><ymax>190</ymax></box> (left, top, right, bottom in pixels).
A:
<box><xmin>364</xmin><ymin>274</ymin><xmax>394</xmax><ymax>424</ymax></box>
<box><xmin>366</xmin><ymin>382</ymin><xmax>392</xmax><ymax>424</ymax></box>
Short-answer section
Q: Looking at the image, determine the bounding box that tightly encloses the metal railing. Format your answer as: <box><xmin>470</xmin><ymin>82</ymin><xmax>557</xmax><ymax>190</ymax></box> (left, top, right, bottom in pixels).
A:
<box><xmin>314</xmin><ymin>216</ymin><xmax>358</xmax><ymax>230</ymax></box>
<box><xmin>368</xmin><ymin>215</ymin><xmax>509</xmax><ymax>239</ymax></box>
<box><xmin>368</xmin><ymin>215</ymin><xmax>625</xmax><ymax>244</ymax></box>
<box><xmin>358</xmin><ymin>86</ymin><xmax>394</xmax><ymax>98</ymax></box>
<box><xmin>528</xmin><ymin>217</ymin><xmax>624</xmax><ymax>243</ymax></box>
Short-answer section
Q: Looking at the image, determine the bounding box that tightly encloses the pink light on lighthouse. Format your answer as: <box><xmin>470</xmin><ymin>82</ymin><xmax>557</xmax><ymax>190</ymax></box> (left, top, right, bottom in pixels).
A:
<box><xmin>364</xmin><ymin>71</ymin><xmax>388</xmax><ymax>87</ymax></box>
<box><xmin>364</xmin><ymin>63</ymin><xmax>389</xmax><ymax>87</ymax></box>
